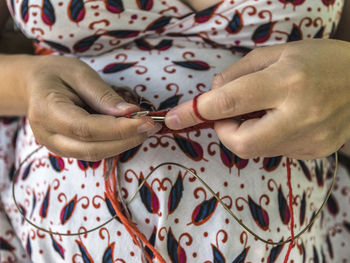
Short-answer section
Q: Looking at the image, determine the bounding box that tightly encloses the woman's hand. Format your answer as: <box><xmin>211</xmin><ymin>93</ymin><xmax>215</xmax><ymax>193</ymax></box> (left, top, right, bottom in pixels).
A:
<box><xmin>165</xmin><ymin>39</ymin><xmax>350</xmax><ymax>160</ymax></box>
<box><xmin>23</xmin><ymin>55</ymin><xmax>161</xmax><ymax>161</ymax></box>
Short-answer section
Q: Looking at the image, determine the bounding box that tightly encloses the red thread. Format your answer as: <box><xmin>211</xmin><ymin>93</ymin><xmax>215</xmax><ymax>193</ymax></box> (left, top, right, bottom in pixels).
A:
<box><xmin>104</xmin><ymin>157</ymin><xmax>166</xmax><ymax>263</ymax></box>
<box><xmin>193</xmin><ymin>93</ymin><xmax>209</xmax><ymax>122</ymax></box>
<box><xmin>113</xmin><ymin>103</ymin><xmax>279</xmax><ymax>261</ymax></box>
<box><xmin>283</xmin><ymin>157</ymin><xmax>295</xmax><ymax>263</ymax></box>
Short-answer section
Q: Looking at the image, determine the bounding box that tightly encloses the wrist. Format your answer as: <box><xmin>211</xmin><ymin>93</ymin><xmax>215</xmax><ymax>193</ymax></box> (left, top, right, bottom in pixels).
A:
<box><xmin>0</xmin><ymin>54</ymin><xmax>36</xmax><ymax>115</ymax></box>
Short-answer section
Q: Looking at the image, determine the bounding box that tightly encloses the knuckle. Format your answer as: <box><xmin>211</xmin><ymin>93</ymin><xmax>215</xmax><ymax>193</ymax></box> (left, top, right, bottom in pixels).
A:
<box><xmin>98</xmin><ymin>90</ymin><xmax>118</xmax><ymax>106</ymax></box>
<box><xmin>82</xmin><ymin>147</ymin><xmax>102</xmax><ymax>162</ymax></box>
<box><xmin>189</xmin><ymin>108</ymin><xmax>202</xmax><ymax>123</ymax></box>
<box><xmin>287</xmin><ymin>66</ymin><xmax>308</xmax><ymax>90</ymax></box>
<box><xmin>212</xmin><ymin>73</ymin><xmax>225</xmax><ymax>89</ymax></box>
<box><xmin>75</xmin><ymin>63</ymin><xmax>93</xmax><ymax>78</ymax></box>
<box><xmin>248</xmin><ymin>48</ymin><xmax>261</xmax><ymax>60</ymax></box>
<box><xmin>71</xmin><ymin>122</ymin><xmax>94</xmax><ymax>140</ymax></box>
<box><xmin>215</xmin><ymin>91</ymin><xmax>237</xmax><ymax>115</ymax></box>
<box><xmin>230</xmin><ymin>137</ymin><xmax>252</xmax><ymax>159</ymax></box>
<box><xmin>113</xmin><ymin>125</ymin><xmax>127</xmax><ymax>140</ymax></box>
<box><xmin>314</xmin><ymin>129</ymin><xmax>331</xmax><ymax>144</ymax></box>
<box><xmin>28</xmin><ymin>102</ymin><xmax>45</xmax><ymax>126</ymax></box>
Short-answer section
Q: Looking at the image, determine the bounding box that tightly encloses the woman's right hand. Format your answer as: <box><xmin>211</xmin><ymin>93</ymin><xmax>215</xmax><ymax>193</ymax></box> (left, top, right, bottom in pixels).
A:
<box><xmin>23</xmin><ymin>55</ymin><xmax>161</xmax><ymax>161</ymax></box>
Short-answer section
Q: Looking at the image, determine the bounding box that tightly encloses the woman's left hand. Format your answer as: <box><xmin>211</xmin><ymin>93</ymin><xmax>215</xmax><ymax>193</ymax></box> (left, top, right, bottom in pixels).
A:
<box><xmin>165</xmin><ymin>39</ymin><xmax>350</xmax><ymax>160</ymax></box>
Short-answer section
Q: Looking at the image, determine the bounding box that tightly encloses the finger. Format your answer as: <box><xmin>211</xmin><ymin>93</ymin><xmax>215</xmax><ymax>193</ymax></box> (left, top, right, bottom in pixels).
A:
<box><xmin>214</xmin><ymin>110</ymin><xmax>289</xmax><ymax>158</ymax></box>
<box><xmin>58</xmin><ymin>63</ymin><xmax>139</xmax><ymax>116</ymax></box>
<box><xmin>43</xmin><ymin>91</ymin><xmax>162</xmax><ymax>141</ymax></box>
<box><xmin>166</xmin><ymin>67</ymin><xmax>285</xmax><ymax>130</ymax></box>
<box><xmin>212</xmin><ymin>45</ymin><xmax>284</xmax><ymax>89</ymax></box>
<box><xmin>45</xmin><ymin>132</ymin><xmax>151</xmax><ymax>161</ymax></box>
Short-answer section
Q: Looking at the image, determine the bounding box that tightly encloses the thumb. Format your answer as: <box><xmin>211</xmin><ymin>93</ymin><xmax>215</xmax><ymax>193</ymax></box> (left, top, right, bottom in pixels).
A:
<box><xmin>60</xmin><ymin>63</ymin><xmax>140</xmax><ymax>116</ymax></box>
<box><xmin>212</xmin><ymin>45</ymin><xmax>284</xmax><ymax>89</ymax></box>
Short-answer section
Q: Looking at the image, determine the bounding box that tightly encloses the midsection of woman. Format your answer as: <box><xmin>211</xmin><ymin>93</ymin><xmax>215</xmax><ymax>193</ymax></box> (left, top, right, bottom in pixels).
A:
<box><xmin>1</xmin><ymin>1</ymin><xmax>349</xmax><ymax>263</ymax></box>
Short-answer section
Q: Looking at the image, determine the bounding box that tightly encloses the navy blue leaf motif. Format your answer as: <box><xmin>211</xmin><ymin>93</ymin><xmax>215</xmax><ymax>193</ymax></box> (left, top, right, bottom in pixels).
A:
<box><xmin>326</xmin><ymin>234</ymin><xmax>334</xmax><ymax>259</ymax></box>
<box><xmin>248</xmin><ymin>196</ymin><xmax>269</xmax><ymax>230</ymax></box>
<box><xmin>313</xmin><ymin>246</ymin><xmax>319</xmax><ymax>263</ymax></box>
<box><xmin>119</xmin><ymin>145</ymin><xmax>142</xmax><ymax>162</ymax></box>
<box><xmin>73</xmin><ymin>35</ymin><xmax>100</xmax><ymax>53</ymax></box>
<box><xmin>105</xmin><ymin>30</ymin><xmax>140</xmax><ymax>38</ymax></box>
<box><xmin>137</xmin><ymin>0</ymin><xmax>153</xmax><ymax>10</ymax></box>
<box><xmin>139</xmin><ymin>175</ymin><xmax>159</xmax><ymax>214</ymax></box>
<box><xmin>146</xmin><ymin>16</ymin><xmax>172</xmax><ymax>31</ymax></box>
<box><xmin>105</xmin><ymin>197</ymin><xmax>121</xmax><ymax>223</ymax></box>
<box><xmin>315</xmin><ymin>160</ymin><xmax>324</xmax><ymax>186</ymax></box>
<box><xmin>212</xmin><ymin>244</ymin><xmax>225</xmax><ymax>263</ymax></box>
<box><xmin>173</xmin><ymin>134</ymin><xmax>204</xmax><ymax>161</ymax></box>
<box><xmin>39</xmin><ymin>186</ymin><xmax>50</xmax><ymax>218</ymax></box>
<box><xmin>42</xmin><ymin>0</ymin><xmax>56</xmax><ymax>26</ymax></box>
<box><xmin>314</xmin><ymin>27</ymin><xmax>325</xmax><ymax>39</ymax></box>
<box><xmin>51</xmin><ymin>235</ymin><xmax>65</xmax><ymax>259</ymax></box>
<box><xmin>155</xmin><ymin>39</ymin><xmax>173</xmax><ymax>51</ymax></box>
<box><xmin>278</xmin><ymin>186</ymin><xmax>290</xmax><ymax>225</ymax></box>
<box><xmin>49</xmin><ymin>154</ymin><xmax>65</xmax><ymax>172</ymax></box>
<box><xmin>8</xmin><ymin>164</ymin><xmax>15</xmax><ymax>181</ymax></box>
<box><xmin>102</xmin><ymin>62</ymin><xmax>137</xmax><ymax>74</ymax></box>
<box><xmin>21</xmin><ymin>0</ymin><xmax>29</xmax><ymax>22</ymax></box>
<box><xmin>76</xmin><ymin>240</ymin><xmax>94</xmax><ymax>263</ymax></box>
<box><xmin>226</xmin><ymin>11</ymin><xmax>243</xmax><ymax>34</ymax></box>
<box><xmin>104</xmin><ymin>0</ymin><xmax>124</xmax><ymax>13</ymax></box>
<box><xmin>26</xmin><ymin>236</ymin><xmax>32</xmax><ymax>257</ymax></box>
<box><xmin>288</xmin><ymin>24</ymin><xmax>302</xmax><ymax>42</ymax></box>
<box><xmin>219</xmin><ymin>141</ymin><xmax>233</xmax><ymax>169</ymax></box>
<box><xmin>344</xmin><ymin>221</ymin><xmax>350</xmax><ymax>233</ymax></box>
<box><xmin>145</xmin><ymin>226</ymin><xmax>157</xmax><ymax>259</ymax></box>
<box><xmin>103</xmin><ymin>244</ymin><xmax>114</xmax><ymax>263</ymax></box>
<box><xmin>252</xmin><ymin>22</ymin><xmax>276</xmax><ymax>44</ymax></box>
<box><xmin>194</xmin><ymin>3</ymin><xmax>220</xmax><ymax>23</ymax></box>
<box><xmin>301</xmin><ymin>242</ymin><xmax>306</xmax><ymax>263</ymax></box>
<box><xmin>232</xmin><ymin>247</ymin><xmax>249</xmax><ymax>263</ymax></box>
<box><xmin>44</xmin><ymin>40</ymin><xmax>71</xmax><ymax>53</ymax></box>
<box><xmin>326</xmin><ymin>193</ymin><xmax>339</xmax><ymax>216</ymax></box>
<box><xmin>263</xmin><ymin>156</ymin><xmax>282</xmax><ymax>171</ymax></box>
<box><xmin>191</xmin><ymin>196</ymin><xmax>218</xmax><ymax>225</ymax></box>
<box><xmin>68</xmin><ymin>0</ymin><xmax>85</xmax><ymax>22</ymax></box>
<box><xmin>22</xmin><ymin>161</ymin><xmax>33</xmax><ymax>180</ymax></box>
<box><xmin>167</xmin><ymin>228</ymin><xmax>186</xmax><ymax>263</ymax></box>
<box><xmin>267</xmin><ymin>244</ymin><xmax>283</xmax><ymax>263</ymax></box>
<box><xmin>60</xmin><ymin>195</ymin><xmax>77</xmax><ymax>224</ymax></box>
<box><xmin>135</xmin><ymin>39</ymin><xmax>153</xmax><ymax>51</ymax></box>
<box><xmin>173</xmin><ymin>60</ymin><xmax>210</xmax><ymax>71</ymax></box>
<box><xmin>168</xmin><ymin>174</ymin><xmax>184</xmax><ymax>214</ymax></box>
<box><xmin>0</xmin><ymin>237</ymin><xmax>15</xmax><ymax>251</ymax></box>
<box><xmin>158</xmin><ymin>94</ymin><xmax>183</xmax><ymax>110</ymax></box>
<box><xmin>298</xmin><ymin>160</ymin><xmax>312</xmax><ymax>181</ymax></box>
<box><xmin>19</xmin><ymin>204</ymin><xmax>26</xmax><ymax>224</ymax></box>
<box><xmin>300</xmin><ymin>192</ymin><xmax>306</xmax><ymax>225</ymax></box>
<box><xmin>330</xmin><ymin>22</ymin><xmax>336</xmax><ymax>38</ymax></box>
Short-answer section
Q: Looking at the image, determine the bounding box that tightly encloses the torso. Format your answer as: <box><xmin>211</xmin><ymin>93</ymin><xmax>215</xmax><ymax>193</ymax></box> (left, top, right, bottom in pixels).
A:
<box><xmin>180</xmin><ymin>0</ymin><xmax>221</xmax><ymax>11</ymax></box>
<box><xmin>1</xmin><ymin>1</ymin><xmax>350</xmax><ymax>263</ymax></box>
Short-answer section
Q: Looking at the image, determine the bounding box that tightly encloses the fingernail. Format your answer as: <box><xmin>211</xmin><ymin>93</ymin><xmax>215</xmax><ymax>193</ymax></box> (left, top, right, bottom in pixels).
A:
<box><xmin>116</xmin><ymin>102</ymin><xmax>136</xmax><ymax>112</ymax></box>
<box><xmin>166</xmin><ymin>114</ymin><xmax>181</xmax><ymax>129</ymax></box>
<box><xmin>138</xmin><ymin>121</ymin><xmax>156</xmax><ymax>134</ymax></box>
<box><xmin>147</xmin><ymin>123</ymin><xmax>162</xmax><ymax>136</ymax></box>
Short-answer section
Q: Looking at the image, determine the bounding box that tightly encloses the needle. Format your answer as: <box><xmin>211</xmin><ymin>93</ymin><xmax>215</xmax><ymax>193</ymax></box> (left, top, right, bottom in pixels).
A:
<box><xmin>128</xmin><ymin>111</ymin><xmax>166</xmax><ymax>122</ymax></box>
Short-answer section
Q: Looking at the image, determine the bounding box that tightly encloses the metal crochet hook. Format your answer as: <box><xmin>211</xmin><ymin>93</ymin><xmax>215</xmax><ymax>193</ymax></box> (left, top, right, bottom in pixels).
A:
<box><xmin>129</xmin><ymin>111</ymin><xmax>165</xmax><ymax>122</ymax></box>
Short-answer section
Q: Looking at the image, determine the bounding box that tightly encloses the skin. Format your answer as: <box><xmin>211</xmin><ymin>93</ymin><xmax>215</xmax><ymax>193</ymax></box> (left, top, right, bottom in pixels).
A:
<box><xmin>1</xmin><ymin>0</ymin><xmax>350</xmax><ymax>161</ymax></box>
<box><xmin>165</xmin><ymin>1</ymin><xmax>350</xmax><ymax>160</ymax></box>
<box><xmin>0</xmin><ymin>3</ymin><xmax>162</xmax><ymax>161</ymax></box>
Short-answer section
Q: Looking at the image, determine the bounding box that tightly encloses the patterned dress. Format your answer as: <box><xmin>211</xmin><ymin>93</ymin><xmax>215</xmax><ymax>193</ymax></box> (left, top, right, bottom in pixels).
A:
<box><xmin>1</xmin><ymin>0</ymin><xmax>350</xmax><ymax>262</ymax></box>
